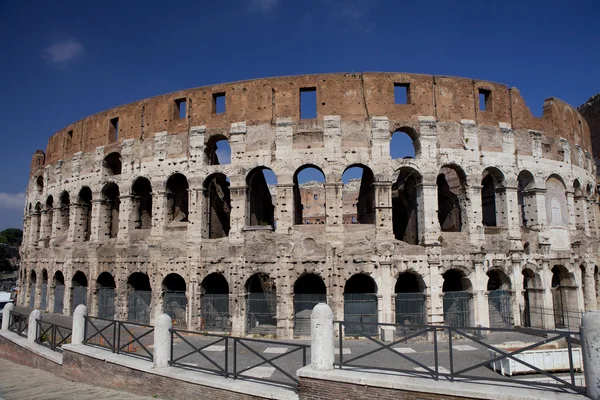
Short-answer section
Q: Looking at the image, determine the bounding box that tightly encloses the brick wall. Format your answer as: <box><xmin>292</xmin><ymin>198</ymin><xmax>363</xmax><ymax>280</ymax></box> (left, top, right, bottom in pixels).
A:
<box><xmin>0</xmin><ymin>335</ymin><xmax>64</xmax><ymax>376</ymax></box>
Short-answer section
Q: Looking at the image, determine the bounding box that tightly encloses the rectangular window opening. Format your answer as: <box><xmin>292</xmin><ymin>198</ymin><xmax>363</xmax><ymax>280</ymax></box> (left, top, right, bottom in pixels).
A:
<box><xmin>479</xmin><ymin>89</ymin><xmax>492</xmax><ymax>112</ymax></box>
<box><xmin>110</xmin><ymin>117</ymin><xmax>119</xmax><ymax>140</ymax></box>
<box><xmin>394</xmin><ymin>83</ymin><xmax>410</xmax><ymax>104</ymax></box>
<box><xmin>175</xmin><ymin>98</ymin><xmax>187</xmax><ymax>119</ymax></box>
<box><xmin>213</xmin><ymin>93</ymin><xmax>226</xmax><ymax>114</ymax></box>
<box><xmin>68</xmin><ymin>130</ymin><xmax>73</xmax><ymax>138</ymax></box>
<box><xmin>314</xmin><ymin>194</ymin><xmax>318</xmax><ymax>200</ymax></box>
<box><xmin>300</xmin><ymin>87</ymin><xmax>317</xmax><ymax>119</ymax></box>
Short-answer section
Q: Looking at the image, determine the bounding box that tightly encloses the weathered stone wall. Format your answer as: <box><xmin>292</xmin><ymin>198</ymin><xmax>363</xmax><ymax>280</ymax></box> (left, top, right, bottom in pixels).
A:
<box><xmin>19</xmin><ymin>73</ymin><xmax>600</xmax><ymax>339</ymax></box>
<box><xmin>578</xmin><ymin>93</ymin><xmax>600</xmax><ymax>175</ymax></box>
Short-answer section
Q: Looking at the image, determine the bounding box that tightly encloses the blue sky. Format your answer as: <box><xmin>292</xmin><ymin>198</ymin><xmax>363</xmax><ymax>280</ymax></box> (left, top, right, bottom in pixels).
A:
<box><xmin>0</xmin><ymin>0</ymin><xmax>598</xmax><ymax>230</ymax></box>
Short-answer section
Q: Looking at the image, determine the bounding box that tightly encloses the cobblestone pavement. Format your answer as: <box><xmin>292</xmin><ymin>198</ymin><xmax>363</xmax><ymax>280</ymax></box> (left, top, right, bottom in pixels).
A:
<box><xmin>0</xmin><ymin>358</ymin><xmax>162</xmax><ymax>400</ymax></box>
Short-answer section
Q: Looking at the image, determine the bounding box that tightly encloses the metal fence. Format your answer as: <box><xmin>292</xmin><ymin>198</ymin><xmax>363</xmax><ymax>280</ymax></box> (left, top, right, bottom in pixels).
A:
<box><xmin>246</xmin><ymin>293</ymin><xmax>277</xmax><ymax>335</ymax></box>
<box><xmin>54</xmin><ymin>285</ymin><xmax>65</xmax><ymax>313</ymax></box>
<box><xmin>521</xmin><ymin>306</ymin><xmax>583</xmax><ymax>332</ymax></box>
<box><xmin>97</xmin><ymin>287</ymin><xmax>116</xmax><ymax>319</ymax></box>
<box><xmin>443</xmin><ymin>291</ymin><xmax>471</xmax><ymax>327</ymax></box>
<box><xmin>344</xmin><ymin>293</ymin><xmax>378</xmax><ymax>336</ymax></box>
<box><xmin>488</xmin><ymin>290</ymin><xmax>511</xmax><ymax>328</ymax></box>
<box><xmin>71</xmin><ymin>286</ymin><xmax>87</xmax><ymax>312</ymax></box>
<box><xmin>7</xmin><ymin>311</ymin><xmax>28</xmax><ymax>337</ymax></box>
<box><xmin>335</xmin><ymin>319</ymin><xmax>584</xmax><ymax>395</ymax></box>
<box><xmin>293</xmin><ymin>293</ymin><xmax>326</xmax><ymax>337</ymax></box>
<box><xmin>128</xmin><ymin>290</ymin><xmax>152</xmax><ymax>324</ymax></box>
<box><xmin>395</xmin><ymin>293</ymin><xmax>426</xmax><ymax>326</ymax></box>
<box><xmin>170</xmin><ymin>328</ymin><xmax>309</xmax><ymax>390</ymax></box>
<box><xmin>201</xmin><ymin>294</ymin><xmax>230</xmax><ymax>332</ymax></box>
<box><xmin>164</xmin><ymin>291</ymin><xmax>187</xmax><ymax>326</ymax></box>
<box><xmin>40</xmin><ymin>284</ymin><xmax>48</xmax><ymax>311</ymax></box>
<box><xmin>83</xmin><ymin>316</ymin><xmax>154</xmax><ymax>361</ymax></box>
<box><xmin>35</xmin><ymin>319</ymin><xmax>72</xmax><ymax>352</ymax></box>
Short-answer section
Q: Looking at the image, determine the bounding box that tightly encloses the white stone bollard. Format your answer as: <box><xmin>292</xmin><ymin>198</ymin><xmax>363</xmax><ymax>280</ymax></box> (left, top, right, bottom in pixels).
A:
<box><xmin>153</xmin><ymin>313</ymin><xmax>172</xmax><ymax>368</ymax></box>
<box><xmin>27</xmin><ymin>309</ymin><xmax>41</xmax><ymax>343</ymax></box>
<box><xmin>310</xmin><ymin>303</ymin><xmax>334</xmax><ymax>371</ymax></box>
<box><xmin>1</xmin><ymin>302</ymin><xmax>14</xmax><ymax>331</ymax></box>
<box><xmin>71</xmin><ymin>304</ymin><xmax>88</xmax><ymax>346</ymax></box>
<box><xmin>581</xmin><ymin>311</ymin><xmax>600</xmax><ymax>400</ymax></box>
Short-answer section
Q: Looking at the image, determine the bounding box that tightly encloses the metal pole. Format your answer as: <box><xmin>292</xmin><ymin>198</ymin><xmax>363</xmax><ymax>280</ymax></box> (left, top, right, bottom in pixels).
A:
<box><xmin>433</xmin><ymin>327</ymin><xmax>439</xmax><ymax>380</ymax></box>
<box><xmin>339</xmin><ymin>322</ymin><xmax>343</xmax><ymax>368</ymax></box>
<box><xmin>233</xmin><ymin>338</ymin><xmax>237</xmax><ymax>379</ymax></box>
<box><xmin>448</xmin><ymin>327</ymin><xmax>454</xmax><ymax>381</ymax></box>
<box><xmin>224</xmin><ymin>337</ymin><xmax>229</xmax><ymax>378</ymax></box>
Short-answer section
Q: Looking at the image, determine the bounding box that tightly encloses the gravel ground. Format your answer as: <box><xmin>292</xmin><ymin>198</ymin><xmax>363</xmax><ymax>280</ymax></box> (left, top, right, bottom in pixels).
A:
<box><xmin>0</xmin><ymin>358</ymin><xmax>163</xmax><ymax>400</ymax></box>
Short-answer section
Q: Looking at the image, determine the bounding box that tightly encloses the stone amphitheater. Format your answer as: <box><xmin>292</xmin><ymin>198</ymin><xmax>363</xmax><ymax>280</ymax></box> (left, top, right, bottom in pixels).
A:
<box><xmin>18</xmin><ymin>72</ymin><xmax>600</xmax><ymax>338</ymax></box>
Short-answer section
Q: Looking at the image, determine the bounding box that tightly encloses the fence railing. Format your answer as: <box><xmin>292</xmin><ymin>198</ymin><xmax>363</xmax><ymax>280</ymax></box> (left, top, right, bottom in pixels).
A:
<box><xmin>520</xmin><ymin>306</ymin><xmax>583</xmax><ymax>332</ymax></box>
<box><xmin>83</xmin><ymin>316</ymin><xmax>154</xmax><ymax>361</ymax></box>
<box><xmin>8</xmin><ymin>311</ymin><xmax>28</xmax><ymax>337</ymax></box>
<box><xmin>35</xmin><ymin>319</ymin><xmax>72</xmax><ymax>352</ymax></box>
<box><xmin>169</xmin><ymin>328</ymin><xmax>309</xmax><ymax>390</ymax></box>
<box><xmin>335</xmin><ymin>320</ymin><xmax>584</xmax><ymax>394</ymax></box>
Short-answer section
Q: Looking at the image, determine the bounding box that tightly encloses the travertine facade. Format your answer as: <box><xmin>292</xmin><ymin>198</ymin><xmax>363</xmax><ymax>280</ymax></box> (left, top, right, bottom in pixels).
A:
<box><xmin>19</xmin><ymin>73</ymin><xmax>600</xmax><ymax>338</ymax></box>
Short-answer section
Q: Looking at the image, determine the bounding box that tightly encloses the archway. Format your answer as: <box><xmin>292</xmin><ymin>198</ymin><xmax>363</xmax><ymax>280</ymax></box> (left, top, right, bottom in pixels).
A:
<box><xmin>43</xmin><ymin>196</ymin><xmax>54</xmax><ymax>243</ymax></box>
<box><xmin>293</xmin><ymin>274</ymin><xmax>327</xmax><ymax>337</ymax></box>
<box><xmin>390</xmin><ymin>128</ymin><xmax>419</xmax><ymax>159</ymax></box>
<box><xmin>293</xmin><ymin>165</ymin><xmax>326</xmax><ymax>225</ymax></box>
<box><xmin>28</xmin><ymin>270</ymin><xmax>37</xmax><ymax>308</ymax></box>
<box><xmin>344</xmin><ymin>274</ymin><xmax>377</xmax><ymax>335</ymax></box>
<box><xmin>517</xmin><ymin>170</ymin><xmax>536</xmax><ymax>227</ymax></box>
<box><xmin>40</xmin><ymin>269</ymin><xmax>48</xmax><ymax>311</ymax></box>
<box><xmin>101</xmin><ymin>183</ymin><xmax>120</xmax><ymax>238</ymax></box>
<box><xmin>205</xmin><ymin>135</ymin><xmax>231</xmax><ymax>165</ymax></box>
<box><xmin>522</xmin><ymin>268</ymin><xmax>543</xmax><ymax>328</ymax></box>
<box><xmin>204</xmin><ymin>173</ymin><xmax>231</xmax><ymax>238</ymax></box>
<box><xmin>131</xmin><ymin>178</ymin><xmax>152</xmax><ymax>229</ymax></box>
<box><xmin>246</xmin><ymin>167</ymin><xmax>276</xmax><ymax>229</ymax></box>
<box><xmin>78</xmin><ymin>187</ymin><xmax>92</xmax><ymax>241</ymax></box>
<box><xmin>96</xmin><ymin>272</ymin><xmax>116</xmax><ymax>319</ymax></box>
<box><xmin>437</xmin><ymin>166</ymin><xmax>467</xmax><ymax>232</ymax></box>
<box><xmin>395</xmin><ymin>272</ymin><xmax>426</xmax><ymax>326</ymax></box>
<box><xmin>71</xmin><ymin>271</ymin><xmax>88</xmax><ymax>313</ymax></box>
<box><xmin>201</xmin><ymin>273</ymin><xmax>230</xmax><ymax>331</ymax></box>
<box><xmin>127</xmin><ymin>272</ymin><xmax>152</xmax><ymax>324</ymax></box>
<box><xmin>342</xmin><ymin>165</ymin><xmax>375</xmax><ymax>224</ymax></box>
<box><xmin>551</xmin><ymin>266</ymin><xmax>578</xmax><ymax>329</ymax></box>
<box><xmin>392</xmin><ymin>168</ymin><xmax>421</xmax><ymax>243</ymax></box>
<box><xmin>245</xmin><ymin>273</ymin><xmax>276</xmax><ymax>335</ymax></box>
<box><xmin>103</xmin><ymin>152</ymin><xmax>122</xmax><ymax>176</ymax></box>
<box><xmin>486</xmin><ymin>270</ymin><xmax>512</xmax><ymax>328</ymax></box>
<box><xmin>481</xmin><ymin>167</ymin><xmax>506</xmax><ymax>227</ymax></box>
<box><xmin>442</xmin><ymin>269</ymin><xmax>473</xmax><ymax>327</ymax></box>
<box><xmin>162</xmin><ymin>273</ymin><xmax>187</xmax><ymax>326</ymax></box>
<box><xmin>166</xmin><ymin>173</ymin><xmax>189</xmax><ymax>224</ymax></box>
<box><xmin>53</xmin><ymin>271</ymin><xmax>65</xmax><ymax>314</ymax></box>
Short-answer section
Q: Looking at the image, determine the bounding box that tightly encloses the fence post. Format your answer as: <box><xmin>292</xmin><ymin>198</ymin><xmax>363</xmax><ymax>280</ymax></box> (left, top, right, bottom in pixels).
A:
<box><xmin>27</xmin><ymin>309</ymin><xmax>41</xmax><ymax>343</ymax></box>
<box><xmin>154</xmin><ymin>313</ymin><xmax>172</xmax><ymax>368</ymax></box>
<box><xmin>1</xmin><ymin>302</ymin><xmax>13</xmax><ymax>331</ymax></box>
<box><xmin>581</xmin><ymin>311</ymin><xmax>600</xmax><ymax>400</ymax></box>
<box><xmin>311</xmin><ymin>303</ymin><xmax>334</xmax><ymax>371</ymax></box>
<box><xmin>72</xmin><ymin>304</ymin><xmax>88</xmax><ymax>345</ymax></box>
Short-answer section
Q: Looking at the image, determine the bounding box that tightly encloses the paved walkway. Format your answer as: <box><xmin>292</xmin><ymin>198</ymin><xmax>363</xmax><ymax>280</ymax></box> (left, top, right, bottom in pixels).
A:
<box><xmin>0</xmin><ymin>358</ymin><xmax>162</xmax><ymax>400</ymax></box>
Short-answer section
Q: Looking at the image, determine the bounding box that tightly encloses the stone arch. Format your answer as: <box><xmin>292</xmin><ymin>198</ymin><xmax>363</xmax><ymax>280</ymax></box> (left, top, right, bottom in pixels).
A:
<box><xmin>481</xmin><ymin>167</ymin><xmax>506</xmax><ymax>227</ymax></box>
<box><xmin>246</xmin><ymin>167</ymin><xmax>275</xmax><ymax>229</ymax></box>
<box><xmin>28</xmin><ymin>269</ymin><xmax>37</xmax><ymax>308</ymax></box>
<box><xmin>293</xmin><ymin>273</ymin><xmax>327</xmax><ymax>337</ymax></box>
<box><xmin>40</xmin><ymin>269</ymin><xmax>48</xmax><ymax>310</ymax></box>
<box><xmin>103</xmin><ymin>152</ymin><xmax>122</xmax><ymax>176</ymax></box>
<box><xmin>437</xmin><ymin>164</ymin><xmax>468</xmax><ymax>232</ymax></box>
<box><xmin>78</xmin><ymin>187</ymin><xmax>93</xmax><ymax>241</ymax></box>
<box><xmin>442</xmin><ymin>268</ymin><xmax>473</xmax><ymax>327</ymax></box>
<box><xmin>96</xmin><ymin>272</ymin><xmax>116</xmax><ymax>319</ymax></box>
<box><xmin>162</xmin><ymin>273</ymin><xmax>187</xmax><ymax>326</ymax></box>
<box><xmin>293</xmin><ymin>164</ymin><xmax>326</xmax><ymax>225</ymax></box>
<box><xmin>245</xmin><ymin>272</ymin><xmax>277</xmax><ymax>335</ymax></box>
<box><xmin>487</xmin><ymin>269</ymin><xmax>512</xmax><ymax>328</ymax></box>
<box><xmin>395</xmin><ymin>271</ymin><xmax>426</xmax><ymax>325</ymax></box>
<box><xmin>126</xmin><ymin>272</ymin><xmax>152</xmax><ymax>324</ymax></box>
<box><xmin>71</xmin><ymin>270</ymin><xmax>88</xmax><ymax>312</ymax></box>
<box><xmin>551</xmin><ymin>265</ymin><xmax>578</xmax><ymax>329</ymax></box>
<box><xmin>517</xmin><ymin>170</ymin><xmax>537</xmax><ymax>227</ymax></box>
<box><xmin>201</xmin><ymin>272</ymin><xmax>230</xmax><ymax>332</ymax></box>
<box><xmin>131</xmin><ymin>177</ymin><xmax>152</xmax><ymax>230</ymax></box>
<box><xmin>205</xmin><ymin>134</ymin><xmax>231</xmax><ymax>165</ymax></box>
<box><xmin>36</xmin><ymin>175</ymin><xmax>44</xmax><ymax>194</ymax></box>
<box><xmin>344</xmin><ymin>273</ymin><xmax>378</xmax><ymax>335</ymax></box>
<box><xmin>165</xmin><ymin>173</ymin><xmax>189</xmax><ymax>224</ymax></box>
<box><xmin>53</xmin><ymin>271</ymin><xmax>65</xmax><ymax>314</ymax></box>
<box><xmin>390</xmin><ymin>126</ymin><xmax>420</xmax><ymax>159</ymax></box>
<box><xmin>58</xmin><ymin>191</ymin><xmax>71</xmax><ymax>237</ymax></box>
<box><xmin>203</xmin><ymin>172</ymin><xmax>231</xmax><ymax>238</ymax></box>
<box><xmin>393</xmin><ymin>167</ymin><xmax>422</xmax><ymax>244</ymax></box>
<box><xmin>342</xmin><ymin>164</ymin><xmax>375</xmax><ymax>224</ymax></box>
<box><xmin>101</xmin><ymin>182</ymin><xmax>120</xmax><ymax>238</ymax></box>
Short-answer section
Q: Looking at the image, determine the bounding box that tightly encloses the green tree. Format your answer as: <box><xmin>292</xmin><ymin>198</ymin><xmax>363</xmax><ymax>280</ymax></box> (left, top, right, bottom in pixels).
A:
<box><xmin>0</xmin><ymin>229</ymin><xmax>23</xmax><ymax>247</ymax></box>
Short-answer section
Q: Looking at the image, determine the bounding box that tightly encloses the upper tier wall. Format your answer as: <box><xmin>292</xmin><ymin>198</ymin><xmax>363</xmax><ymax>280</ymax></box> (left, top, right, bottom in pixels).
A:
<box><xmin>32</xmin><ymin>72</ymin><xmax>591</xmax><ymax>176</ymax></box>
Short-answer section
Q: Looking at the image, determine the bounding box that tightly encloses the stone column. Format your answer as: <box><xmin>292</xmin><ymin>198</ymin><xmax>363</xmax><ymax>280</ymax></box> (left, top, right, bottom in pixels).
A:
<box><xmin>428</xmin><ymin>256</ymin><xmax>443</xmax><ymax>325</ymax></box>
<box><xmin>71</xmin><ymin>304</ymin><xmax>87</xmax><ymax>345</ymax></box>
<box><xmin>468</xmin><ymin>184</ymin><xmax>484</xmax><ymax>245</ymax></box>
<box><xmin>510</xmin><ymin>254</ymin><xmax>523</xmax><ymax>326</ymax></box>
<box><xmin>378</xmin><ymin>262</ymin><xmax>394</xmax><ymax>341</ymax></box>
<box><xmin>39</xmin><ymin>209</ymin><xmax>52</xmax><ymax>245</ymax></box>
<box><xmin>90</xmin><ymin>199</ymin><xmax>104</xmax><ymax>241</ymax></box>
<box><xmin>310</xmin><ymin>304</ymin><xmax>334</xmax><ymax>371</ymax></box>
<box><xmin>27</xmin><ymin>309</ymin><xmax>41</xmax><ymax>343</ymax></box>
<box><xmin>117</xmin><ymin>195</ymin><xmax>133</xmax><ymax>242</ymax></box>
<box><xmin>29</xmin><ymin>212</ymin><xmax>41</xmax><ymax>246</ymax></box>
<box><xmin>50</xmin><ymin>206</ymin><xmax>61</xmax><ymax>246</ymax></box>
<box><xmin>151</xmin><ymin>191</ymin><xmax>167</xmax><ymax>238</ymax></box>
<box><xmin>187</xmin><ymin>186</ymin><xmax>203</xmax><ymax>241</ymax></box>
<box><xmin>418</xmin><ymin>182</ymin><xmax>440</xmax><ymax>245</ymax></box>
<box><xmin>154</xmin><ymin>314</ymin><xmax>172</xmax><ymax>368</ymax></box>
<box><xmin>228</xmin><ymin>185</ymin><xmax>247</xmax><ymax>241</ymax></box>
<box><xmin>1</xmin><ymin>303</ymin><xmax>14</xmax><ymax>330</ymax></box>
<box><xmin>581</xmin><ymin>197</ymin><xmax>591</xmax><ymax>236</ymax></box>
<box><xmin>473</xmin><ymin>255</ymin><xmax>489</xmax><ymax>327</ymax></box>
<box><xmin>540</xmin><ymin>261</ymin><xmax>555</xmax><ymax>329</ymax></box>
<box><xmin>374</xmin><ymin>181</ymin><xmax>393</xmax><ymax>240</ymax></box>
<box><xmin>566</xmin><ymin>190</ymin><xmax>577</xmax><ymax>235</ymax></box>
<box><xmin>34</xmin><ymin>278</ymin><xmax>42</xmax><ymax>310</ymax></box>
<box><xmin>324</xmin><ymin>183</ymin><xmax>343</xmax><ymax>227</ymax></box>
<box><xmin>275</xmin><ymin>183</ymin><xmax>295</xmax><ymax>232</ymax></box>
<box><xmin>504</xmin><ymin>185</ymin><xmax>521</xmax><ymax>240</ymax></box>
<box><xmin>276</xmin><ymin>277</ymin><xmax>294</xmax><ymax>340</ymax></box>
<box><xmin>581</xmin><ymin>311</ymin><xmax>600</xmax><ymax>400</ymax></box>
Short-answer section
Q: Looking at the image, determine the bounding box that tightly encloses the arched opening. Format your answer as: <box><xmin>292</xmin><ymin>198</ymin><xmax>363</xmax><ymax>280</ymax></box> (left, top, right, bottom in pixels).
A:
<box><xmin>392</xmin><ymin>168</ymin><xmax>421</xmax><ymax>243</ymax></box>
<box><xmin>437</xmin><ymin>165</ymin><xmax>467</xmax><ymax>232</ymax></box>
<box><xmin>36</xmin><ymin>175</ymin><xmax>44</xmax><ymax>194</ymax></box>
<box><xmin>342</xmin><ymin>165</ymin><xmax>375</xmax><ymax>224</ymax></box>
<box><xmin>101</xmin><ymin>183</ymin><xmax>120</xmax><ymax>238</ymax></box>
<box><xmin>53</xmin><ymin>271</ymin><xmax>65</xmax><ymax>314</ymax></box>
<box><xmin>517</xmin><ymin>170</ymin><xmax>536</xmax><ymax>227</ymax></box>
<box><xmin>205</xmin><ymin>135</ymin><xmax>231</xmax><ymax>165</ymax></box>
<box><xmin>487</xmin><ymin>270</ymin><xmax>512</xmax><ymax>328</ymax></box>
<box><xmin>294</xmin><ymin>165</ymin><xmax>326</xmax><ymax>225</ymax></box>
<box><xmin>551</xmin><ymin>265</ymin><xmax>578</xmax><ymax>329</ymax></box>
<box><xmin>546</xmin><ymin>175</ymin><xmax>569</xmax><ymax>250</ymax></box>
<box><xmin>162</xmin><ymin>273</ymin><xmax>187</xmax><ymax>326</ymax></box>
<box><xmin>96</xmin><ymin>272</ymin><xmax>116</xmax><ymax>319</ymax></box>
<box><xmin>127</xmin><ymin>272</ymin><xmax>152</xmax><ymax>324</ymax></box>
<box><xmin>573</xmin><ymin>180</ymin><xmax>585</xmax><ymax>229</ymax></box>
<box><xmin>522</xmin><ymin>268</ymin><xmax>543</xmax><ymax>328</ymax></box>
<box><xmin>246</xmin><ymin>167</ymin><xmax>276</xmax><ymax>229</ymax></box>
<box><xmin>390</xmin><ymin>128</ymin><xmax>419</xmax><ymax>159</ymax></box>
<box><xmin>131</xmin><ymin>178</ymin><xmax>152</xmax><ymax>229</ymax></box>
<box><xmin>201</xmin><ymin>273</ymin><xmax>230</xmax><ymax>332</ymax></box>
<box><xmin>78</xmin><ymin>187</ymin><xmax>92</xmax><ymax>241</ymax></box>
<box><xmin>442</xmin><ymin>269</ymin><xmax>473</xmax><ymax>327</ymax></box>
<box><xmin>43</xmin><ymin>196</ymin><xmax>54</xmax><ymax>243</ymax></box>
<box><xmin>293</xmin><ymin>274</ymin><xmax>327</xmax><ymax>337</ymax></box>
<box><xmin>344</xmin><ymin>274</ymin><xmax>377</xmax><ymax>335</ymax></box>
<box><xmin>32</xmin><ymin>203</ymin><xmax>42</xmax><ymax>244</ymax></box>
<box><xmin>40</xmin><ymin>269</ymin><xmax>48</xmax><ymax>311</ymax></box>
<box><xmin>246</xmin><ymin>273</ymin><xmax>276</xmax><ymax>335</ymax></box>
<box><xmin>71</xmin><ymin>271</ymin><xmax>88</xmax><ymax>312</ymax></box>
<box><xmin>103</xmin><ymin>152</ymin><xmax>122</xmax><ymax>176</ymax></box>
<box><xmin>395</xmin><ymin>272</ymin><xmax>426</xmax><ymax>326</ymax></box>
<box><xmin>481</xmin><ymin>167</ymin><xmax>506</xmax><ymax>227</ymax></box>
<box><xmin>203</xmin><ymin>173</ymin><xmax>231</xmax><ymax>238</ymax></box>
<box><xmin>28</xmin><ymin>270</ymin><xmax>37</xmax><ymax>308</ymax></box>
<box><xmin>166</xmin><ymin>173</ymin><xmax>189</xmax><ymax>225</ymax></box>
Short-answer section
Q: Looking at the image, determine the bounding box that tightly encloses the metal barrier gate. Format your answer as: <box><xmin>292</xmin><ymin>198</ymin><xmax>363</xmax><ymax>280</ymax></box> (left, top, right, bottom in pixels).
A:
<box><xmin>97</xmin><ymin>287</ymin><xmax>116</xmax><ymax>319</ymax></box>
<box><xmin>293</xmin><ymin>293</ymin><xmax>327</xmax><ymax>336</ymax></box>
<box><xmin>40</xmin><ymin>283</ymin><xmax>47</xmax><ymax>310</ymax></box>
<box><xmin>344</xmin><ymin>293</ymin><xmax>378</xmax><ymax>336</ymax></box>
<box><xmin>164</xmin><ymin>291</ymin><xmax>187</xmax><ymax>326</ymax></box>
<box><xmin>246</xmin><ymin>293</ymin><xmax>277</xmax><ymax>335</ymax></box>
<box><xmin>395</xmin><ymin>293</ymin><xmax>426</xmax><ymax>325</ymax></box>
<box><xmin>443</xmin><ymin>291</ymin><xmax>471</xmax><ymax>327</ymax></box>
<box><xmin>488</xmin><ymin>289</ymin><xmax>511</xmax><ymax>328</ymax></box>
<box><xmin>71</xmin><ymin>286</ymin><xmax>88</xmax><ymax>312</ymax></box>
<box><xmin>128</xmin><ymin>290</ymin><xmax>152</xmax><ymax>324</ymax></box>
<box><xmin>202</xmin><ymin>294</ymin><xmax>230</xmax><ymax>331</ymax></box>
<box><xmin>54</xmin><ymin>285</ymin><xmax>65</xmax><ymax>313</ymax></box>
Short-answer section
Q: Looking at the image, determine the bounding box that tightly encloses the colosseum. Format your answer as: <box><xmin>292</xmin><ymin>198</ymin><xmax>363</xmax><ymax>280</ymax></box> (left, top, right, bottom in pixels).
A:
<box><xmin>18</xmin><ymin>72</ymin><xmax>600</xmax><ymax>338</ymax></box>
